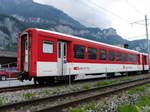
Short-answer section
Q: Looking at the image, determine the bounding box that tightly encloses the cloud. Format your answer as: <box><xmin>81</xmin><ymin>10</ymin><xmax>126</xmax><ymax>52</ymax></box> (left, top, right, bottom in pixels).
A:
<box><xmin>33</xmin><ymin>0</ymin><xmax>112</xmax><ymax>28</ymax></box>
<box><xmin>33</xmin><ymin>0</ymin><xmax>150</xmax><ymax>40</ymax></box>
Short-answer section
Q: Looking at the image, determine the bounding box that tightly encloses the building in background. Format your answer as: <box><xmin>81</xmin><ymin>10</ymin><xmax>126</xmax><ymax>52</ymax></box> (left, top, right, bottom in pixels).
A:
<box><xmin>0</xmin><ymin>51</ymin><xmax>17</xmax><ymax>67</ymax></box>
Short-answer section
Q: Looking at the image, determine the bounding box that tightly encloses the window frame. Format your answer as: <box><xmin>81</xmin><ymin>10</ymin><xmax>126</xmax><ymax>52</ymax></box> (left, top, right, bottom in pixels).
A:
<box><xmin>73</xmin><ymin>44</ymin><xmax>85</xmax><ymax>59</ymax></box>
<box><xmin>128</xmin><ymin>54</ymin><xmax>133</xmax><ymax>62</ymax></box>
<box><xmin>99</xmin><ymin>49</ymin><xmax>107</xmax><ymax>60</ymax></box>
<box><xmin>42</xmin><ymin>40</ymin><xmax>54</xmax><ymax>54</ymax></box>
<box><xmin>133</xmin><ymin>55</ymin><xmax>137</xmax><ymax>63</ymax></box>
<box><xmin>108</xmin><ymin>50</ymin><xmax>115</xmax><ymax>61</ymax></box>
<box><xmin>123</xmin><ymin>53</ymin><xmax>128</xmax><ymax>62</ymax></box>
<box><xmin>116</xmin><ymin>52</ymin><xmax>122</xmax><ymax>61</ymax></box>
<box><xmin>87</xmin><ymin>47</ymin><xmax>97</xmax><ymax>60</ymax></box>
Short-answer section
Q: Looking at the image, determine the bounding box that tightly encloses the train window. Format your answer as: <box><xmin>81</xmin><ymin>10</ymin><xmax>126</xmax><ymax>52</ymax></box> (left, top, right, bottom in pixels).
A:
<box><xmin>100</xmin><ymin>49</ymin><xmax>107</xmax><ymax>60</ymax></box>
<box><xmin>74</xmin><ymin>45</ymin><xmax>85</xmax><ymax>59</ymax></box>
<box><xmin>128</xmin><ymin>54</ymin><xmax>133</xmax><ymax>62</ymax></box>
<box><xmin>25</xmin><ymin>41</ymin><xmax>28</xmax><ymax>50</ymax></box>
<box><xmin>108</xmin><ymin>51</ymin><xmax>115</xmax><ymax>61</ymax></box>
<box><xmin>43</xmin><ymin>41</ymin><xmax>53</xmax><ymax>53</ymax></box>
<box><xmin>123</xmin><ymin>53</ymin><xmax>128</xmax><ymax>62</ymax></box>
<box><xmin>133</xmin><ymin>55</ymin><xmax>137</xmax><ymax>63</ymax></box>
<box><xmin>88</xmin><ymin>48</ymin><xmax>97</xmax><ymax>60</ymax></box>
<box><xmin>58</xmin><ymin>43</ymin><xmax>61</xmax><ymax>58</ymax></box>
<box><xmin>64</xmin><ymin>44</ymin><xmax>66</xmax><ymax>57</ymax></box>
<box><xmin>116</xmin><ymin>52</ymin><xmax>122</xmax><ymax>61</ymax></box>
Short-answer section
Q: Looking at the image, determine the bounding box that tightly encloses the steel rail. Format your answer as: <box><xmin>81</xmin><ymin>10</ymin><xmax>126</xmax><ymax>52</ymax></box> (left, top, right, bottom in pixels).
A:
<box><xmin>0</xmin><ymin>75</ymin><xmax>150</xmax><ymax>112</ymax></box>
<box><xmin>0</xmin><ymin>73</ymin><xmax>135</xmax><ymax>93</ymax></box>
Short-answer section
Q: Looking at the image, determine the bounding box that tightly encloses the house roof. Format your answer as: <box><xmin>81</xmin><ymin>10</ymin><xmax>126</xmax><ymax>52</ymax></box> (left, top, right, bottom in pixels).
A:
<box><xmin>0</xmin><ymin>51</ymin><xmax>17</xmax><ymax>58</ymax></box>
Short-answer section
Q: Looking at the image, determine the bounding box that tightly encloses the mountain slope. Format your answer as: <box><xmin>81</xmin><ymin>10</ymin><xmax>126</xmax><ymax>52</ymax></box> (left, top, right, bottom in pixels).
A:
<box><xmin>0</xmin><ymin>0</ymin><xmax>85</xmax><ymax>28</ymax></box>
<box><xmin>0</xmin><ymin>14</ymin><xmax>25</xmax><ymax>51</ymax></box>
<box><xmin>0</xmin><ymin>0</ymin><xmax>148</xmax><ymax>53</ymax></box>
<box><xmin>128</xmin><ymin>39</ymin><xmax>149</xmax><ymax>53</ymax></box>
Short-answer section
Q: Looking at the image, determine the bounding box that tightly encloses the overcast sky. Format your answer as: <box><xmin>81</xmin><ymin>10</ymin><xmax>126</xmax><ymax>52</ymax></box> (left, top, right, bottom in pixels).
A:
<box><xmin>34</xmin><ymin>0</ymin><xmax>150</xmax><ymax>40</ymax></box>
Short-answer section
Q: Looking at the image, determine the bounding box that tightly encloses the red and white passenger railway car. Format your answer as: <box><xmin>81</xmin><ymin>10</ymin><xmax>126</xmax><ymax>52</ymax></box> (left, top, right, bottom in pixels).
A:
<box><xmin>17</xmin><ymin>28</ymin><xmax>149</xmax><ymax>84</ymax></box>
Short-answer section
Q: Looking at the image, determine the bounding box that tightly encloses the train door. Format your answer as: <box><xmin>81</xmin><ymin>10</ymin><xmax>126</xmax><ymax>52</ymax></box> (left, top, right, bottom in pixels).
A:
<box><xmin>24</xmin><ymin>36</ymin><xmax>30</xmax><ymax>72</ymax></box>
<box><xmin>142</xmin><ymin>55</ymin><xmax>147</xmax><ymax>71</ymax></box>
<box><xmin>58</xmin><ymin>41</ymin><xmax>67</xmax><ymax>75</ymax></box>
<box><xmin>20</xmin><ymin>33</ymin><xmax>30</xmax><ymax>72</ymax></box>
<box><xmin>137</xmin><ymin>55</ymin><xmax>141</xmax><ymax>64</ymax></box>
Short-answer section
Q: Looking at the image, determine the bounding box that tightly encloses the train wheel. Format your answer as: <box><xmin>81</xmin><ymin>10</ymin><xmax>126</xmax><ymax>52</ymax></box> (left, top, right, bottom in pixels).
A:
<box><xmin>47</xmin><ymin>77</ymin><xmax>55</xmax><ymax>84</ymax></box>
<box><xmin>145</xmin><ymin>70</ymin><xmax>149</xmax><ymax>74</ymax></box>
<box><xmin>36</xmin><ymin>78</ymin><xmax>45</xmax><ymax>85</ymax></box>
<box><xmin>71</xmin><ymin>75</ymin><xmax>75</xmax><ymax>82</ymax></box>
<box><xmin>1</xmin><ymin>75</ymin><xmax>7</xmax><ymax>81</ymax></box>
<box><xmin>120</xmin><ymin>72</ymin><xmax>126</xmax><ymax>75</ymax></box>
<box><xmin>67</xmin><ymin>75</ymin><xmax>75</xmax><ymax>83</ymax></box>
<box><xmin>33</xmin><ymin>78</ymin><xmax>38</xmax><ymax>85</ymax></box>
<box><xmin>107</xmin><ymin>73</ymin><xmax>115</xmax><ymax>78</ymax></box>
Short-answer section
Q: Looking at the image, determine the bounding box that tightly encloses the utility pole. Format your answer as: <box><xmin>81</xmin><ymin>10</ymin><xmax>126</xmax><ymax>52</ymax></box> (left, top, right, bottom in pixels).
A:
<box><xmin>145</xmin><ymin>15</ymin><xmax>150</xmax><ymax>64</ymax></box>
<box><xmin>131</xmin><ymin>15</ymin><xmax>150</xmax><ymax>68</ymax></box>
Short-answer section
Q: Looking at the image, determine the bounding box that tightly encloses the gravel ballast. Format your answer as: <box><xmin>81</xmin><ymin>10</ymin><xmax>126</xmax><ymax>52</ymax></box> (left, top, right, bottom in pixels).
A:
<box><xmin>0</xmin><ymin>74</ymin><xmax>149</xmax><ymax>107</ymax></box>
<box><xmin>68</xmin><ymin>83</ymin><xmax>150</xmax><ymax>112</ymax></box>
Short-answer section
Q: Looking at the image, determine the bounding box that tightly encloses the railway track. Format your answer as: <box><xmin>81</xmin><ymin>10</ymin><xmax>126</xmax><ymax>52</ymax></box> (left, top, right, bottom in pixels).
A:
<box><xmin>0</xmin><ymin>75</ymin><xmax>150</xmax><ymax>112</ymax></box>
<box><xmin>0</xmin><ymin>73</ymin><xmax>146</xmax><ymax>93</ymax></box>
<box><xmin>0</xmin><ymin>84</ymin><xmax>38</xmax><ymax>93</ymax></box>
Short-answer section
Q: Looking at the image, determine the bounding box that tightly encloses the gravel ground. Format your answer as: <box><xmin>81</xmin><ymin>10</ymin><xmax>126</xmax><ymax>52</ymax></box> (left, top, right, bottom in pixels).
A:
<box><xmin>0</xmin><ymin>74</ymin><xmax>149</xmax><ymax>106</ymax></box>
<box><xmin>97</xmin><ymin>88</ymin><xmax>150</xmax><ymax>112</ymax></box>
<box><xmin>0</xmin><ymin>79</ymin><xmax>33</xmax><ymax>88</ymax></box>
<box><xmin>69</xmin><ymin>83</ymin><xmax>150</xmax><ymax>112</ymax></box>
<box><xmin>98</xmin><ymin>93</ymin><xmax>139</xmax><ymax>112</ymax></box>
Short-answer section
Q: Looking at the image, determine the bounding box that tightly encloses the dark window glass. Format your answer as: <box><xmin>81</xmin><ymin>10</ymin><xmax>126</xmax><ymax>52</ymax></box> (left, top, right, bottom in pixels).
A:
<box><xmin>128</xmin><ymin>54</ymin><xmax>133</xmax><ymax>62</ymax></box>
<box><xmin>116</xmin><ymin>52</ymin><xmax>122</xmax><ymax>61</ymax></box>
<box><xmin>109</xmin><ymin>51</ymin><xmax>115</xmax><ymax>61</ymax></box>
<box><xmin>133</xmin><ymin>55</ymin><xmax>137</xmax><ymax>63</ymax></box>
<box><xmin>25</xmin><ymin>41</ymin><xmax>28</xmax><ymax>50</ymax></box>
<box><xmin>100</xmin><ymin>49</ymin><xmax>107</xmax><ymax>60</ymax></box>
<box><xmin>58</xmin><ymin>43</ymin><xmax>61</xmax><ymax>58</ymax></box>
<box><xmin>123</xmin><ymin>53</ymin><xmax>128</xmax><ymax>62</ymax></box>
<box><xmin>64</xmin><ymin>44</ymin><xmax>66</xmax><ymax>57</ymax></box>
<box><xmin>88</xmin><ymin>48</ymin><xmax>97</xmax><ymax>60</ymax></box>
<box><xmin>74</xmin><ymin>45</ymin><xmax>85</xmax><ymax>59</ymax></box>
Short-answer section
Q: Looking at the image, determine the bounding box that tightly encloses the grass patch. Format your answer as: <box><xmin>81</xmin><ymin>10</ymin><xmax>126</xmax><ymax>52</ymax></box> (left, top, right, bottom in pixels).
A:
<box><xmin>116</xmin><ymin>104</ymin><xmax>141</xmax><ymax>112</ymax></box>
<box><xmin>136</xmin><ymin>95</ymin><xmax>150</xmax><ymax>108</ymax></box>
<box><xmin>68</xmin><ymin>108</ymin><xmax>84</xmax><ymax>112</ymax></box>
<box><xmin>52</xmin><ymin>88</ymin><xmax>61</xmax><ymax>94</ymax></box>
<box><xmin>119</xmin><ymin>77</ymin><xmax>131</xmax><ymax>81</ymax></box>
<box><xmin>22</xmin><ymin>93</ymin><xmax>36</xmax><ymax>99</ymax></box>
<box><xmin>143</xmin><ymin>83</ymin><xmax>150</xmax><ymax>88</ymax></box>
<box><xmin>116</xmin><ymin>95</ymin><xmax>150</xmax><ymax>112</ymax></box>
<box><xmin>83</xmin><ymin>103</ymin><xmax>98</xmax><ymax>110</ymax></box>
<box><xmin>93</xmin><ymin>81</ymin><xmax>111</xmax><ymax>87</ymax></box>
<box><xmin>0</xmin><ymin>97</ymin><xmax>5</xmax><ymax>104</ymax></box>
<box><xmin>71</xmin><ymin>87</ymin><xmax>81</xmax><ymax>92</ymax></box>
<box><xmin>81</xmin><ymin>85</ymin><xmax>90</xmax><ymax>89</ymax></box>
<box><xmin>128</xmin><ymin>86</ymin><xmax>145</xmax><ymax>95</ymax></box>
<box><xmin>110</xmin><ymin>79</ymin><xmax>118</xmax><ymax>83</ymax></box>
<box><xmin>39</xmin><ymin>90</ymin><xmax>50</xmax><ymax>95</ymax></box>
<box><xmin>68</xmin><ymin>103</ymin><xmax>98</xmax><ymax>112</ymax></box>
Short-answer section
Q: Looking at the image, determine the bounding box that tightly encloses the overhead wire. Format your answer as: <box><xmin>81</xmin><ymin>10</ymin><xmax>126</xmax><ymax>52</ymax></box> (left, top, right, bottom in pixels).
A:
<box><xmin>71</xmin><ymin>0</ymin><xmax>148</xmax><ymax>40</ymax></box>
<box><xmin>87</xmin><ymin>0</ymin><xmax>131</xmax><ymax>23</ymax></box>
<box><xmin>125</xmin><ymin>0</ymin><xmax>144</xmax><ymax>16</ymax></box>
<box><xmin>73</xmin><ymin>0</ymin><xmax>144</xmax><ymax>27</ymax></box>
<box><xmin>72</xmin><ymin>16</ymin><xmax>98</xmax><ymax>27</ymax></box>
